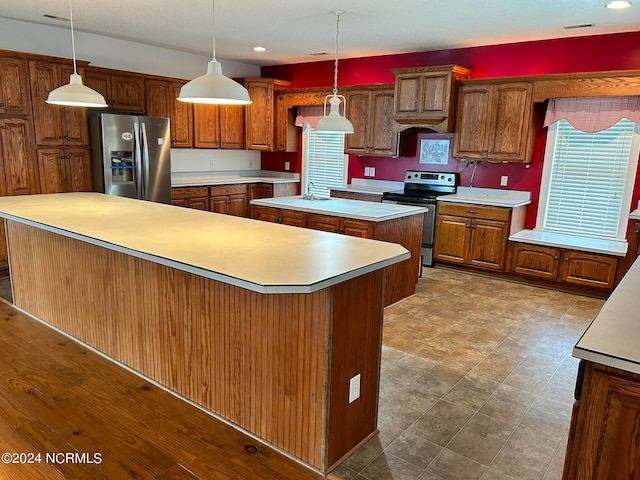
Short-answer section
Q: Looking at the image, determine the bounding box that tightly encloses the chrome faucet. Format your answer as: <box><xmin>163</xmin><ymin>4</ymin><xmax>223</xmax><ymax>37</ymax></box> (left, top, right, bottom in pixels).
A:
<box><xmin>305</xmin><ymin>181</ymin><xmax>315</xmax><ymax>200</ymax></box>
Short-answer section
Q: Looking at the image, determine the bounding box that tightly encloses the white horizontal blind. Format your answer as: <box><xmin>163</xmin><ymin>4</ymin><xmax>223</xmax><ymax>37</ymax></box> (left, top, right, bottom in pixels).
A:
<box><xmin>304</xmin><ymin>128</ymin><xmax>346</xmax><ymax>198</ymax></box>
<box><xmin>543</xmin><ymin>119</ymin><xmax>636</xmax><ymax>239</ymax></box>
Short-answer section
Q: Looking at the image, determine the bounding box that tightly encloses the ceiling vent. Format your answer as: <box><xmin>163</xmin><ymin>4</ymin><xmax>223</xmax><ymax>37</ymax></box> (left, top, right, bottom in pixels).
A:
<box><xmin>563</xmin><ymin>23</ymin><xmax>595</xmax><ymax>29</ymax></box>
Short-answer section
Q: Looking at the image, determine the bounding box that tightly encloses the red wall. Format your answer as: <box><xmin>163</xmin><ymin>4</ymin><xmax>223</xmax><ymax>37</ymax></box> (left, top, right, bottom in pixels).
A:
<box><xmin>261</xmin><ymin>31</ymin><xmax>640</xmax><ymax>229</ymax></box>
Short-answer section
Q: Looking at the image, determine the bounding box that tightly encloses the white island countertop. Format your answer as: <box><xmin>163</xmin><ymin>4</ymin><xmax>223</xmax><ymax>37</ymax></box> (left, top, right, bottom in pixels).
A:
<box><xmin>574</xmin><ymin>257</ymin><xmax>640</xmax><ymax>375</ymax></box>
<box><xmin>251</xmin><ymin>196</ymin><xmax>427</xmax><ymax>222</ymax></box>
<box><xmin>439</xmin><ymin>187</ymin><xmax>532</xmax><ymax>207</ymax></box>
<box><xmin>0</xmin><ymin>193</ymin><xmax>408</xmax><ymax>294</ymax></box>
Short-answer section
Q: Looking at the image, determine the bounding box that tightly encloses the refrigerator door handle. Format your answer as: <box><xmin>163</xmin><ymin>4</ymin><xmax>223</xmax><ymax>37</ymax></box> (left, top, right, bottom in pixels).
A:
<box><xmin>141</xmin><ymin>122</ymin><xmax>151</xmax><ymax>201</ymax></box>
<box><xmin>133</xmin><ymin>121</ymin><xmax>144</xmax><ymax>200</ymax></box>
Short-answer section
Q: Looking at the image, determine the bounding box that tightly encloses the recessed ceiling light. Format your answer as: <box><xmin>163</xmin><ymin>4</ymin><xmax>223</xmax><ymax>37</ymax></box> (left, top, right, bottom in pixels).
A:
<box><xmin>605</xmin><ymin>0</ymin><xmax>632</xmax><ymax>9</ymax></box>
<box><xmin>253</xmin><ymin>46</ymin><xmax>267</xmax><ymax>53</ymax></box>
<box><xmin>310</xmin><ymin>52</ymin><xmax>329</xmax><ymax>56</ymax></box>
<box><xmin>42</xmin><ymin>14</ymin><xmax>69</xmax><ymax>21</ymax></box>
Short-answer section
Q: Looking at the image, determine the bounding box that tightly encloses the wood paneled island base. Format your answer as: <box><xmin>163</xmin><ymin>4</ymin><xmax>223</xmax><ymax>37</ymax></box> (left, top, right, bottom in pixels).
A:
<box><xmin>0</xmin><ymin>193</ymin><xmax>409</xmax><ymax>474</ymax></box>
<box><xmin>6</xmin><ymin>221</ymin><xmax>384</xmax><ymax>473</ymax></box>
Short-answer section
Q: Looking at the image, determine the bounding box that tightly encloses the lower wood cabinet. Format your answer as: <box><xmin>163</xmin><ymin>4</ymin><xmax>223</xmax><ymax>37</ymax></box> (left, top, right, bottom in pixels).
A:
<box><xmin>253</xmin><ymin>205</ymin><xmax>307</xmax><ymax>227</ymax></box>
<box><xmin>434</xmin><ymin>202</ymin><xmax>514</xmax><ymax>271</ymax></box>
<box><xmin>37</xmin><ymin>148</ymin><xmax>92</xmax><ymax>193</ymax></box>
<box><xmin>0</xmin><ymin>117</ymin><xmax>40</xmax><ymax>196</ymax></box>
<box><xmin>209</xmin><ymin>184</ymin><xmax>248</xmax><ymax>217</ymax></box>
<box><xmin>171</xmin><ymin>186</ymin><xmax>209</xmax><ymax>210</ymax></box>
<box><xmin>563</xmin><ymin>361</ymin><xmax>640</xmax><ymax>480</ymax></box>
<box><xmin>307</xmin><ymin>214</ymin><xmax>374</xmax><ymax>238</ymax></box>
<box><xmin>509</xmin><ymin>242</ymin><xmax>619</xmax><ymax>290</ymax></box>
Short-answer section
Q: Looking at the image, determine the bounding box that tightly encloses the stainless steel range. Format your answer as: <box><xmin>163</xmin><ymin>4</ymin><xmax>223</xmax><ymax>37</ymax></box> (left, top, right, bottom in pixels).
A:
<box><xmin>382</xmin><ymin>171</ymin><xmax>458</xmax><ymax>267</ymax></box>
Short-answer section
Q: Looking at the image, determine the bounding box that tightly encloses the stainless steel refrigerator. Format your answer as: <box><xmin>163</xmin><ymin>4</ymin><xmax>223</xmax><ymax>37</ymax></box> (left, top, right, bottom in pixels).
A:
<box><xmin>89</xmin><ymin>113</ymin><xmax>172</xmax><ymax>204</ymax></box>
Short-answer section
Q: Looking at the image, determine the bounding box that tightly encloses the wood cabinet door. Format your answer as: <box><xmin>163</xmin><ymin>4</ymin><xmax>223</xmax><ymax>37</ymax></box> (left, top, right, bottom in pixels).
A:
<box><xmin>58</xmin><ymin>65</ymin><xmax>90</xmax><ymax>146</ymax></box>
<box><xmin>0</xmin><ymin>118</ymin><xmax>40</xmax><ymax>196</ymax></box>
<box><xmin>259</xmin><ymin>183</ymin><xmax>273</xmax><ymax>198</ymax></box>
<box><xmin>453</xmin><ymin>85</ymin><xmax>492</xmax><ymax>159</ymax></box>
<box><xmin>487</xmin><ymin>83</ymin><xmax>533</xmax><ymax>162</ymax></box>
<box><xmin>36</xmin><ymin>148</ymin><xmax>66</xmax><ymax>194</ymax></box>
<box><xmin>145</xmin><ymin>80</ymin><xmax>170</xmax><ymax>118</ymax></box>
<box><xmin>420</xmin><ymin>72</ymin><xmax>452</xmax><ymax>119</ymax></box>
<box><xmin>275</xmin><ymin>93</ymin><xmax>287</xmax><ymax>151</ymax></box>
<box><xmin>341</xmin><ymin>219</ymin><xmax>374</xmax><ymax>238</ymax></box>
<box><xmin>220</xmin><ymin>105</ymin><xmax>245</xmax><ymax>149</ymax></box>
<box><xmin>394</xmin><ymin>73</ymin><xmax>422</xmax><ymax>118</ymax></box>
<box><xmin>209</xmin><ymin>195</ymin><xmax>228</xmax><ymax>214</ymax></box>
<box><xmin>560</xmin><ymin>251</ymin><xmax>618</xmax><ymax>289</ymax></box>
<box><xmin>227</xmin><ymin>194</ymin><xmax>248</xmax><ymax>217</ymax></box>
<box><xmin>281</xmin><ymin>210</ymin><xmax>307</xmax><ymax>227</ymax></box>
<box><xmin>193</xmin><ymin>104</ymin><xmax>221</xmax><ymax>148</ymax></box>
<box><xmin>509</xmin><ymin>242</ymin><xmax>560</xmax><ymax>280</ymax></box>
<box><xmin>344</xmin><ymin>90</ymin><xmax>372</xmax><ymax>155</ymax></box>
<box><xmin>369</xmin><ymin>89</ymin><xmax>397</xmax><ymax>156</ymax></box>
<box><xmin>65</xmin><ymin>148</ymin><xmax>93</xmax><ymax>192</ymax></box>
<box><xmin>0</xmin><ymin>57</ymin><xmax>31</xmax><ymax>115</ymax></box>
<box><xmin>83</xmin><ymin>69</ymin><xmax>110</xmax><ymax>102</ymax></box>
<box><xmin>188</xmin><ymin>197</ymin><xmax>209</xmax><ymax>210</ymax></box>
<box><xmin>169</xmin><ymin>82</ymin><xmax>193</xmax><ymax>148</ymax></box>
<box><xmin>29</xmin><ymin>61</ymin><xmax>64</xmax><ymax>146</ymax></box>
<box><xmin>307</xmin><ymin>214</ymin><xmax>340</xmax><ymax>233</ymax></box>
<box><xmin>467</xmin><ymin>219</ymin><xmax>509</xmax><ymax>270</ymax></box>
<box><xmin>252</xmin><ymin>205</ymin><xmax>279</xmax><ymax>222</ymax></box>
<box><xmin>110</xmin><ymin>74</ymin><xmax>145</xmax><ymax>112</ymax></box>
<box><xmin>569</xmin><ymin>365</ymin><xmax>640</xmax><ymax>480</ymax></box>
<box><xmin>434</xmin><ymin>215</ymin><xmax>470</xmax><ymax>264</ymax></box>
<box><xmin>245</xmin><ymin>80</ymin><xmax>274</xmax><ymax>150</ymax></box>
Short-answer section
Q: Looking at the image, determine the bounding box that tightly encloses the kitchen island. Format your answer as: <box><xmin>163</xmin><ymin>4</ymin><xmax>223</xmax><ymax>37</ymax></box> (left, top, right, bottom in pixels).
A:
<box><xmin>250</xmin><ymin>196</ymin><xmax>426</xmax><ymax>306</ymax></box>
<box><xmin>563</xmin><ymin>257</ymin><xmax>640</xmax><ymax>479</ymax></box>
<box><xmin>0</xmin><ymin>193</ymin><xmax>409</xmax><ymax>474</ymax></box>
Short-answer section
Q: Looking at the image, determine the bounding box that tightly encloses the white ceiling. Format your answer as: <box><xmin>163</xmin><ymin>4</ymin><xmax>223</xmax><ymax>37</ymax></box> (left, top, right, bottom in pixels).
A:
<box><xmin>2</xmin><ymin>0</ymin><xmax>639</xmax><ymax>67</ymax></box>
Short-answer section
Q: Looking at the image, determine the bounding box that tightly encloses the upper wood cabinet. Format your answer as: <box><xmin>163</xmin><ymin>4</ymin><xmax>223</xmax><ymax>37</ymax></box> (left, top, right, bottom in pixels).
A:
<box><xmin>344</xmin><ymin>85</ymin><xmax>399</xmax><ymax>157</ymax></box>
<box><xmin>242</xmin><ymin>78</ymin><xmax>290</xmax><ymax>151</ymax></box>
<box><xmin>453</xmin><ymin>81</ymin><xmax>535</xmax><ymax>163</ymax></box>
<box><xmin>145</xmin><ymin>79</ymin><xmax>193</xmax><ymax>148</ymax></box>
<box><xmin>0</xmin><ymin>57</ymin><xmax>31</xmax><ymax>116</ymax></box>
<box><xmin>0</xmin><ymin>117</ymin><xmax>40</xmax><ymax>196</ymax></box>
<box><xmin>392</xmin><ymin>65</ymin><xmax>471</xmax><ymax>132</ymax></box>
<box><xmin>275</xmin><ymin>92</ymin><xmax>298</xmax><ymax>152</ymax></box>
<box><xmin>28</xmin><ymin>61</ymin><xmax>89</xmax><ymax>147</ymax></box>
<box><xmin>193</xmin><ymin>104</ymin><xmax>245</xmax><ymax>149</ymax></box>
<box><xmin>84</xmin><ymin>67</ymin><xmax>145</xmax><ymax>112</ymax></box>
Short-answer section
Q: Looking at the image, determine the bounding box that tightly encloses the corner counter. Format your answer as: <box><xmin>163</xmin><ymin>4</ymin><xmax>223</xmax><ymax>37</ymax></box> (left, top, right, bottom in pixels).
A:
<box><xmin>0</xmin><ymin>193</ymin><xmax>407</xmax><ymax>474</ymax></box>
<box><xmin>563</xmin><ymin>257</ymin><xmax>640</xmax><ymax>479</ymax></box>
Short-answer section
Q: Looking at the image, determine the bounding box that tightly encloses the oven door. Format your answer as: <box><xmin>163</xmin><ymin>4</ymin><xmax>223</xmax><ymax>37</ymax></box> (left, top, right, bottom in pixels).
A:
<box><xmin>382</xmin><ymin>199</ymin><xmax>437</xmax><ymax>266</ymax></box>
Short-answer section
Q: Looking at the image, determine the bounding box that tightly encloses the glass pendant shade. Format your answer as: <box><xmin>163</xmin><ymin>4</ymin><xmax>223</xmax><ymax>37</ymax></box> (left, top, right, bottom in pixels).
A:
<box><xmin>47</xmin><ymin>73</ymin><xmax>107</xmax><ymax>107</ymax></box>
<box><xmin>177</xmin><ymin>60</ymin><xmax>251</xmax><ymax>104</ymax></box>
<box><xmin>605</xmin><ymin>0</ymin><xmax>631</xmax><ymax>8</ymax></box>
<box><xmin>315</xmin><ymin>94</ymin><xmax>354</xmax><ymax>133</ymax></box>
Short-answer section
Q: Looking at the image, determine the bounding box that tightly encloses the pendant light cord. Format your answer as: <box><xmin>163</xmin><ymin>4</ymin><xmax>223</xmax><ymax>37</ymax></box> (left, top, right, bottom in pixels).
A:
<box><xmin>211</xmin><ymin>0</ymin><xmax>216</xmax><ymax>61</ymax></box>
<box><xmin>332</xmin><ymin>12</ymin><xmax>342</xmax><ymax>96</ymax></box>
<box><xmin>69</xmin><ymin>0</ymin><xmax>78</xmax><ymax>75</ymax></box>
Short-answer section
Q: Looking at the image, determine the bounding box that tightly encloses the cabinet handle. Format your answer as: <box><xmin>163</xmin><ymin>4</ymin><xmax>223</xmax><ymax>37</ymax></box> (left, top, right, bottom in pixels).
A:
<box><xmin>0</xmin><ymin>125</ymin><xmax>5</xmax><ymax>129</ymax></box>
<box><xmin>467</xmin><ymin>210</ymin><xmax>478</xmax><ymax>214</ymax></box>
<box><xmin>58</xmin><ymin>135</ymin><xmax>64</xmax><ymax>139</ymax></box>
<box><xmin>553</xmin><ymin>255</ymin><xmax>558</xmax><ymax>259</ymax></box>
<box><xmin>0</xmin><ymin>103</ymin><xmax>4</xmax><ymax>107</ymax></box>
<box><xmin>64</xmin><ymin>135</ymin><xmax>70</xmax><ymax>140</ymax></box>
<box><xmin>565</xmin><ymin>258</ymin><xmax>569</xmax><ymax>261</ymax></box>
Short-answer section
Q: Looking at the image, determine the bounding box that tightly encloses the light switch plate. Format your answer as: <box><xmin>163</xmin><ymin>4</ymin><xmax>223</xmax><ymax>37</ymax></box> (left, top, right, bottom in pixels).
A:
<box><xmin>500</xmin><ymin>176</ymin><xmax>508</xmax><ymax>186</ymax></box>
<box><xmin>349</xmin><ymin>374</ymin><xmax>361</xmax><ymax>403</ymax></box>
<box><xmin>284</xmin><ymin>161</ymin><xmax>290</xmax><ymax>171</ymax></box>
<box><xmin>370</xmin><ymin>167</ymin><xmax>376</xmax><ymax>177</ymax></box>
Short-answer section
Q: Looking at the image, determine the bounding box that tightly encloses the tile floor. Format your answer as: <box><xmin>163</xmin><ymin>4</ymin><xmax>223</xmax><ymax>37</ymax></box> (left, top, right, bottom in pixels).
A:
<box><xmin>329</xmin><ymin>267</ymin><xmax>604</xmax><ymax>480</ymax></box>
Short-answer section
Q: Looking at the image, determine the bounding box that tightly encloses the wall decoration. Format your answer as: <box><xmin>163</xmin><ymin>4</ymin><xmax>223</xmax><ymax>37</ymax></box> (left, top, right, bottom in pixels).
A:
<box><xmin>420</xmin><ymin>134</ymin><xmax>453</xmax><ymax>164</ymax></box>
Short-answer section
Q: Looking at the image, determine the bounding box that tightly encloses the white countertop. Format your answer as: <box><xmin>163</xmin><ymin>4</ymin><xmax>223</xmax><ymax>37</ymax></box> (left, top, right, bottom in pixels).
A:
<box><xmin>574</xmin><ymin>257</ymin><xmax>640</xmax><ymax>375</ymax></box>
<box><xmin>630</xmin><ymin>208</ymin><xmax>640</xmax><ymax>220</ymax></box>
<box><xmin>439</xmin><ymin>187</ymin><xmax>531</xmax><ymax>207</ymax></box>
<box><xmin>509</xmin><ymin>230</ymin><xmax>628</xmax><ymax>257</ymax></box>
<box><xmin>251</xmin><ymin>196</ymin><xmax>427</xmax><ymax>222</ymax></box>
<box><xmin>172</xmin><ymin>175</ymin><xmax>300</xmax><ymax>187</ymax></box>
<box><xmin>0</xmin><ymin>193</ymin><xmax>408</xmax><ymax>294</ymax></box>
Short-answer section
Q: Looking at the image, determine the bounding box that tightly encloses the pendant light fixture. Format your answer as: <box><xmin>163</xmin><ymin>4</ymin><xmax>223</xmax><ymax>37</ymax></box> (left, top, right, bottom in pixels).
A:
<box><xmin>178</xmin><ymin>0</ymin><xmax>252</xmax><ymax>104</ymax></box>
<box><xmin>605</xmin><ymin>0</ymin><xmax>632</xmax><ymax>8</ymax></box>
<box><xmin>46</xmin><ymin>0</ymin><xmax>107</xmax><ymax>108</ymax></box>
<box><xmin>315</xmin><ymin>10</ymin><xmax>354</xmax><ymax>134</ymax></box>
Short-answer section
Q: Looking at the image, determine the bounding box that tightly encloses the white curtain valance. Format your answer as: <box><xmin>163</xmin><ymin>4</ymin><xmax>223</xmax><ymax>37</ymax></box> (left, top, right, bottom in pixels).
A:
<box><xmin>544</xmin><ymin>96</ymin><xmax>640</xmax><ymax>133</ymax></box>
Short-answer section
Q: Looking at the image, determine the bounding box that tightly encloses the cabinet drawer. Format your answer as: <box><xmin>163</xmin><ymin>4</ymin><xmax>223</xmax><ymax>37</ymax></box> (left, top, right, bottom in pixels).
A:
<box><xmin>171</xmin><ymin>187</ymin><xmax>209</xmax><ymax>200</ymax></box>
<box><xmin>209</xmin><ymin>184</ymin><xmax>248</xmax><ymax>196</ymax></box>
<box><xmin>438</xmin><ymin>202</ymin><xmax>511</xmax><ymax>222</ymax></box>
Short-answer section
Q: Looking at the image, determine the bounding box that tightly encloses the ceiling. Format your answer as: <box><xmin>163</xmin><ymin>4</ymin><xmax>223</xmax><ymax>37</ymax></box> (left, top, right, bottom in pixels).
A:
<box><xmin>2</xmin><ymin>0</ymin><xmax>639</xmax><ymax>67</ymax></box>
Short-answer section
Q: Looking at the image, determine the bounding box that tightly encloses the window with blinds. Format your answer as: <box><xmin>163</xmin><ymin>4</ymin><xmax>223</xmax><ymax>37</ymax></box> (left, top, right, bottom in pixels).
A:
<box><xmin>537</xmin><ymin>118</ymin><xmax>640</xmax><ymax>240</ymax></box>
<box><xmin>302</xmin><ymin>127</ymin><xmax>347</xmax><ymax>198</ymax></box>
